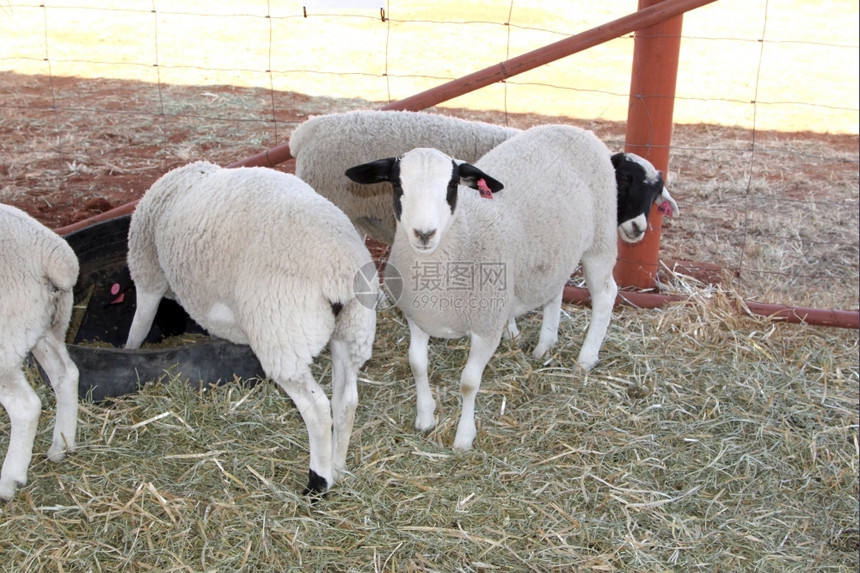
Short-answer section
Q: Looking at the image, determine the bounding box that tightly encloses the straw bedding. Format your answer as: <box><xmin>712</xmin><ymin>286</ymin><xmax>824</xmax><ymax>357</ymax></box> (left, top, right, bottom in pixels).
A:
<box><xmin>1</xmin><ymin>281</ymin><xmax>856</xmax><ymax>572</ymax></box>
<box><xmin>0</xmin><ymin>74</ymin><xmax>857</xmax><ymax>573</ymax></box>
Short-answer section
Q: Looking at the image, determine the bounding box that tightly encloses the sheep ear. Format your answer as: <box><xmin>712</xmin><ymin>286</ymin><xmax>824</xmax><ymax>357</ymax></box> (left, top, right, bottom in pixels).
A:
<box><xmin>345</xmin><ymin>158</ymin><xmax>398</xmax><ymax>185</ymax></box>
<box><xmin>656</xmin><ymin>187</ymin><xmax>679</xmax><ymax>217</ymax></box>
<box><xmin>457</xmin><ymin>162</ymin><xmax>504</xmax><ymax>194</ymax></box>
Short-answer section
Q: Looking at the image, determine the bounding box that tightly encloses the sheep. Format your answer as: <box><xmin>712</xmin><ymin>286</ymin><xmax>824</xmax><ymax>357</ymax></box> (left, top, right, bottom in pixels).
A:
<box><xmin>289</xmin><ymin>109</ymin><xmax>519</xmax><ymax>245</ymax></box>
<box><xmin>290</xmin><ymin>110</ymin><xmax>678</xmax><ymax>247</ymax></box>
<box><xmin>0</xmin><ymin>204</ymin><xmax>79</xmax><ymax>500</ymax></box>
<box><xmin>124</xmin><ymin>161</ymin><xmax>378</xmax><ymax>495</ymax></box>
<box><xmin>503</xmin><ymin>150</ymin><xmax>679</xmax><ymax>342</ymax></box>
<box><xmin>613</xmin><ymin>152</ymin><xmax>679</xmax><ymax>243</ymax></box>
<box><xmin>345</xmin><ymin>124</ymin><xmax>618</xmax><ymax>451</ymax></box>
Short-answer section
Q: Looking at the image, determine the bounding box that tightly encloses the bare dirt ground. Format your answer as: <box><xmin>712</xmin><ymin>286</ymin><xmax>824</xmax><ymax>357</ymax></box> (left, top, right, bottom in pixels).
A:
<box><xmin>1</xmin><ymin>72</ymin><xmax>858</xmax><ymax>310</ymax></box>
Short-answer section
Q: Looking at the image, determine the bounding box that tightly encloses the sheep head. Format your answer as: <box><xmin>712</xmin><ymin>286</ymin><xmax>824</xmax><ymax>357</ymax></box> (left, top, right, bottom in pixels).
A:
<box><xmin>612</xmin><ymin>152</ymin><xmax>679</xmax><ymax>244</ymax></box>
<box><xmin>345</xmin><ymin>148</ymin><xmax>503</xmax><ymax>254</ymax></box>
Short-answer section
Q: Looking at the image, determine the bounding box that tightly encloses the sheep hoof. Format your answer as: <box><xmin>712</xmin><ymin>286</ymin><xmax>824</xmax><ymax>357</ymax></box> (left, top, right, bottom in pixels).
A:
<box><xmin>0</xmin><ymin>477</ymin><xmax>26</xmax><ymax>501</ymax></box>
<box><xmin>332</xmin><ymin>466</ymin><xmax>347</xmax><ymax>484</ymax></box>
<box><xmin>452</xmin><ymin>429</ymin><xmax>476</xmax><ymax>451</ymax></box>
<box><xmin>452</xmin><ymin>438</ymin><xmax>475</xmax><ymax>452</ymax></box>
<box><xmin>47</xmin><ymin>441</ymin><xmax>74</xmax><ymax>463</ymax></box>
<box><xmin>415</xmin><ymin>412</ymin><xmax>436</xmax><ymax>432</ymax></box>
<box><xmin>302</xmin><ymin>469</ymin><xmax>330</xmax><ymax>499</ymax></box>
<box><xmin>502</xmin><ymin>324</ymin><xmax>520</xmax><ymax>341</ymax></box>
<box><xmin>532</xmin><ymin>345</ymin><xmax>550</xmax><ymax>360</ymax></box>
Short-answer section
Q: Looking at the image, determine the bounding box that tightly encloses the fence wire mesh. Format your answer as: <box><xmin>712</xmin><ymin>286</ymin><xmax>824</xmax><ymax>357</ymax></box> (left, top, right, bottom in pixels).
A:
<box><xmin>1</xmin><ymin>0</ymin><xmax>857</xmax><ymax>311</ymax></box>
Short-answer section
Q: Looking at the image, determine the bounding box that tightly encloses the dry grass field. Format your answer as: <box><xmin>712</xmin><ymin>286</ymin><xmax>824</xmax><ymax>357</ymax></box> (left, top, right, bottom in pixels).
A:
<box><xmin>0</xmin><ymin>1</ymin><xmax>858</xmax><ymax>571</ymax></box>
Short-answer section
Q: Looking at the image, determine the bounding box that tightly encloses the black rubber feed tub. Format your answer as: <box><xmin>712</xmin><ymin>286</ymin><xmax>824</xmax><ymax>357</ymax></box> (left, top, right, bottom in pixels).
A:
<box><xmin>61</xmin><ymin>215</ymin><xmax>264</xmax><ymax>402</ymax></box>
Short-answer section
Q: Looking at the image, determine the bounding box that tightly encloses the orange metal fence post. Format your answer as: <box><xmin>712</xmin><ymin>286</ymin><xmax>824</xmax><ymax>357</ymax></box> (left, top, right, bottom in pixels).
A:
<box><xmin>614</xmin><ymin>0</ymin><xmax>684</xmax><ymax>289</ymax></box>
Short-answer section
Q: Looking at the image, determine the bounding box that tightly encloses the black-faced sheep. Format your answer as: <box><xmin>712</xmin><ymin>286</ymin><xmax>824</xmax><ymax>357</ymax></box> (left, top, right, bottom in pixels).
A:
<box><xmin>0</xmin><ymin>204</ymin><xmax>79</xmax><ymax>500</ymax></box>
<box><xmin>289</xmin><ymin>110</ymin><xmax>519</xmax><ymax>244</ymax></box>
<box><xmin>290</xmin><ymin>110</ymin><xmax>678</xmax><ymax>247</ymax></box>
<box><xmin>345</xmin><ymin>125</ymin><xmax>618</xmax><ymax>451</ymax></box>
<box><xmin>613</xmin><ymin>151</ymin><xmax>679</xmax><ymax>243</ymax></box>
<box><xmin>125</xmin><ymin>162</ymin><xmax>378</xmax><ymax>494</ymax></box>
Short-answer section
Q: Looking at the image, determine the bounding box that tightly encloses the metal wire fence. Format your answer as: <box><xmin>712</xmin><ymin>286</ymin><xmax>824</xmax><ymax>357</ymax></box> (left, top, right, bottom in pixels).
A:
<box><xmin>1</xmin><ymin>0</ymin><xmax>858</xmax><ymax>312</ymax></box>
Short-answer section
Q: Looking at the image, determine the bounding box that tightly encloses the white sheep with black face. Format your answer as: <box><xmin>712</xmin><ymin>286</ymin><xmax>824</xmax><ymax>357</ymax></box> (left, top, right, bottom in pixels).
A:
<box><xmin>289</xmin><ymin>110</ymin><xmax>521</xmax><ymax>244</ymax></box>
<box><xmin>125</xmin><ymin>161</ymin><xmax>378</xmax><ymax>495</ymax></box>
<box><xmin>0</xmin><ymin>204</ymin><xmax>79</xmax><ymax>500</ymax></box>
<box><xmin>291</xmin><ymin>110</ymin><xmax>677</xmax><ymax>246</ymax></box>
<box><xmin>613</xmin><ymin>152</ymin><xmax>679</xmax><ymax>243</ymax></box>
<box><xmin>346</xmin><ymin>124</ymin><xmax>618</xmax><ymax>451</ymax></box>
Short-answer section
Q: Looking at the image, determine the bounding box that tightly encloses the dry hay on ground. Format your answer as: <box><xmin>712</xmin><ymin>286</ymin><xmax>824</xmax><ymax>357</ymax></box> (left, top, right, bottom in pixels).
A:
<box><xmin>1</xmin><ymin>282</ymin><xmax>857</xmax><ymax>572</ymax></box>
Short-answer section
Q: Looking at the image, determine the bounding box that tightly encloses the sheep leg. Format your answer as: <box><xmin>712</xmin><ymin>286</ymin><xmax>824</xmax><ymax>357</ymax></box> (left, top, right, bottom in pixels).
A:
<box><xmin>0</xmin><ymin>366</ymin><xmax>42</xmax><ymax>500</ymax></box>
<box><xmin>533</xmin><ymin>290</ymin><xmax>563</xmax><ymax>359</ymax></box>
<box><xmin>30</xmin><ymin>330</ymin><xmax>79</xmax><ymax>462</ymax></box>
<box><xmin>329</xmin><ymin>338</ymin><xmax>359</xmax><ymax>484</ymax></box>
<box><xmin>502</xmin><ymin>318</ymin><xmax>519</xmax><ymax>340</ymax></box>
<box><xmin>577</xmin><ymin>253</ymin><xmax>618</xmax><ymax>371</ymax></box>
<box><xmin>271</xmin><ymin>366</ymin><xmax>334</xmax><ymax>495</ymax></box>
<box><xmin>453</xmin><ymin>331</ymin><xmax>502</xmax><ymax>451</ymax></box>
<box><xmin>407</xmin><ymin>319</ymin><xmax>435</xmax><ymax>432</ymax></box>
<box><xmin>125</xmin><ymin>288</ymin><xmax>166</xmax><ymax>349</ymax></box>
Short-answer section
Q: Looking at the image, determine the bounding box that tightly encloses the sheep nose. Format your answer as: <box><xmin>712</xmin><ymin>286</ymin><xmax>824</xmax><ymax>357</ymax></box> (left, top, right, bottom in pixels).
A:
<box><xmin>414</xmin><ymin>228</ymin><xmax>436</xmax><ymax>244</ymax></box>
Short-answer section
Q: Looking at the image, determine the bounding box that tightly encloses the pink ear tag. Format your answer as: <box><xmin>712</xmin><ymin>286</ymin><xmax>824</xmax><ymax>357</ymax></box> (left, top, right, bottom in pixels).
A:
<box><xmin>658</xmin><ymin>200</ymin><xmax>673</xmax><ymax>216</ymax></box>
<box><xmin>109</xmin><ymin>282</ymin><xmax>125</xmax><ymax>304</ymax></box>
<box><xmin>477</xmin><ymin>178</ymin><xmax>494</xmax><ymax>199</ymax></box>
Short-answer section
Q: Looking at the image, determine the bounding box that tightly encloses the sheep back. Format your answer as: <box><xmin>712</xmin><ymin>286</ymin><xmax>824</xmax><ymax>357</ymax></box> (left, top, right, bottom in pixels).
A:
<box><xmin>475</xmin><ymin>124</ymin><xmax>618</xmax><ymax>303</ymax></box>
<box><xmin>387</xmin><ymin>125</ymin><xmax>616</xmax><ymax>339</ymax></box>
<box><xmin>127</xmin><ymin>161</ymin><xmax>373</xmax><ymax>358</ymax></box>
<box><xmin>0</xmin><ymin>204</ymin><xmax>79</xmax><ymax>358</ymax></box>
<box><xmin>290</xmin><ymin>110</ymin><xmax>519</xmax><ymax>244</ymax></box>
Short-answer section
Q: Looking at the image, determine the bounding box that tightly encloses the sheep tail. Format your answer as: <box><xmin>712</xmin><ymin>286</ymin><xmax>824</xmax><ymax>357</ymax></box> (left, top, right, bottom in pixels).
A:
<box><xmin>42</xmin><ymin>239</ymin><xmax>79</xmax><ymax>293</ymax></box>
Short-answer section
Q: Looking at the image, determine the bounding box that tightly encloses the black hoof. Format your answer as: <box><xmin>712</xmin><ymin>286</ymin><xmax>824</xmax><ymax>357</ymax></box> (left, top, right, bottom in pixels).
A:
<box><xmin>302</xmin><ymin>469</ymin><xmax>329</xmax><ymax>499</ymax></box>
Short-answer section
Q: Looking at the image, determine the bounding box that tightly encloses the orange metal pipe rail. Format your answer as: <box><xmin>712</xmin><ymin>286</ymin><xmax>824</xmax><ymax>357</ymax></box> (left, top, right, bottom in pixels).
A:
<box><xmin>54</xmin><ymin>201</ymin><xmax>139</xmax><ymax>235</ymax></box>
<box><xmin>563</xmin><ymin>287</ymin><xmax>859</xmax><ymax>329</ymax></box>
<box><xmin>227</xmin><ymin>0</ymin><xmax>718</xmax><ymax>169</ymax></box>
<box><xmin>54</xmin><ymin>0</ymin><xmax>717</xmax><ymax>236</ymax></box>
